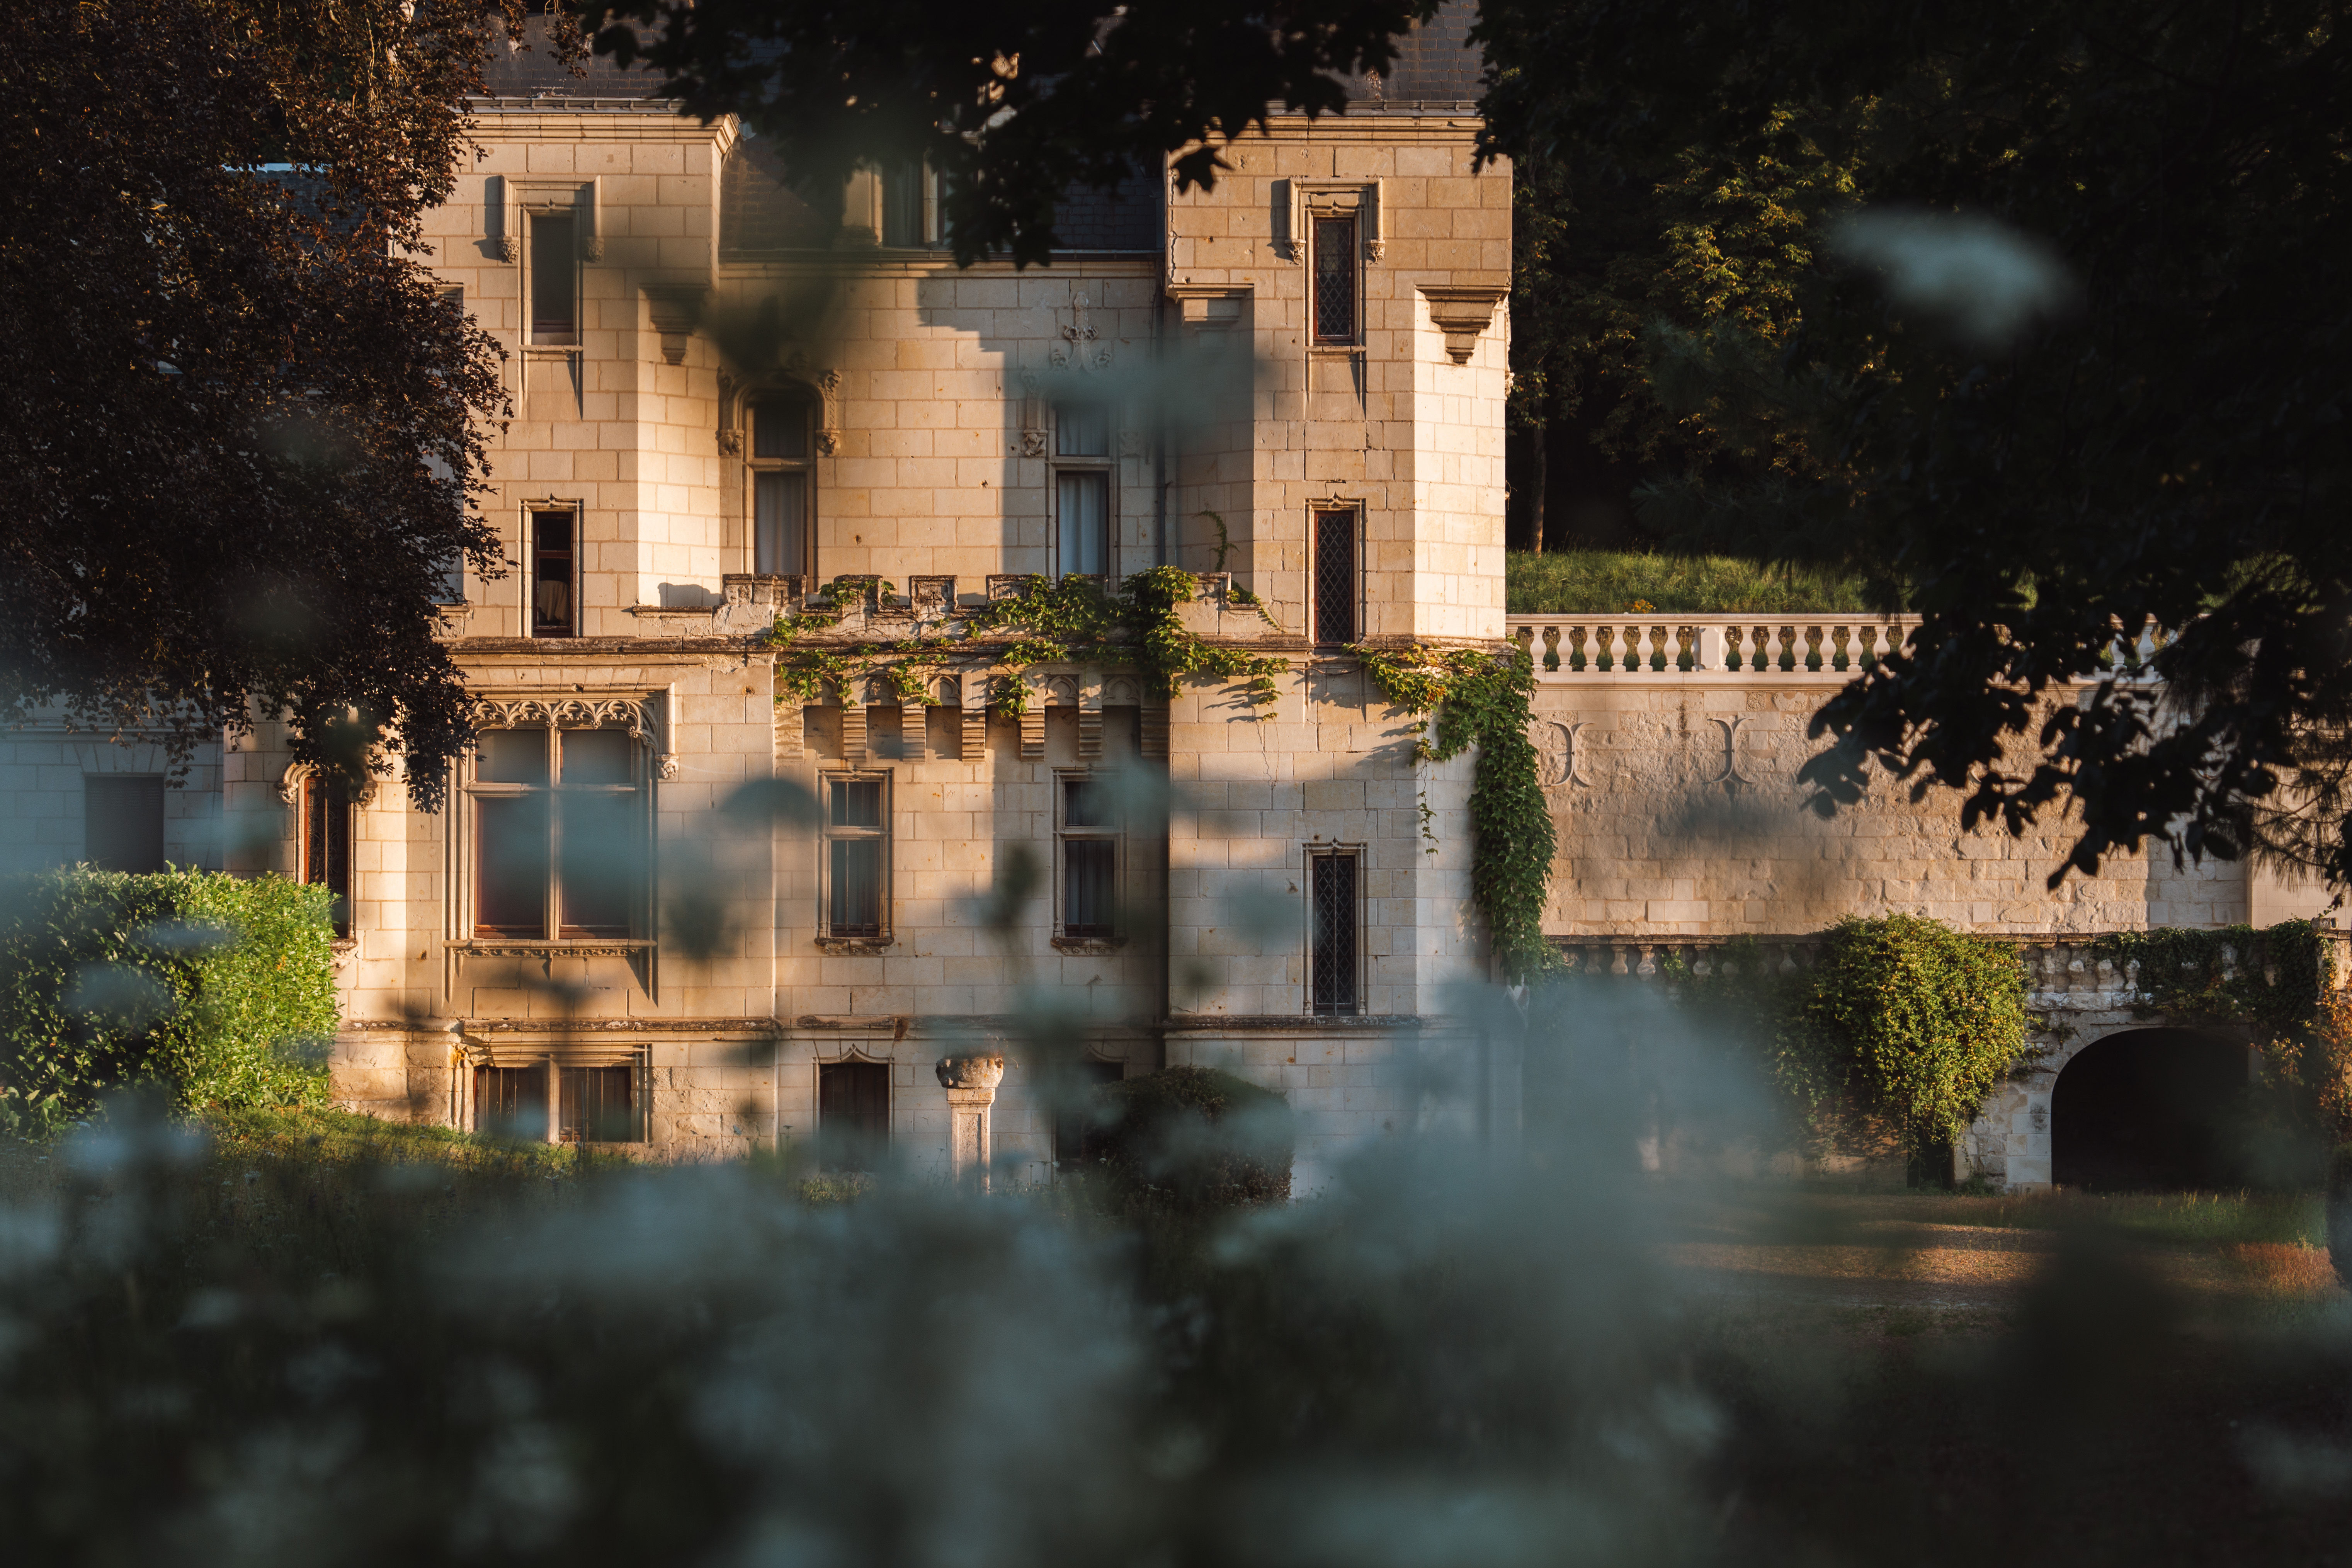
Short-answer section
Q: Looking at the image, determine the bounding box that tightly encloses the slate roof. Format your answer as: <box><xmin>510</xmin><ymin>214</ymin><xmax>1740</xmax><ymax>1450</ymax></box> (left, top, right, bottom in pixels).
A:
<box><xmin>1342</xmin><ymin>0</ymin><xmax>1483</xmax><ymax>109</ymax></box>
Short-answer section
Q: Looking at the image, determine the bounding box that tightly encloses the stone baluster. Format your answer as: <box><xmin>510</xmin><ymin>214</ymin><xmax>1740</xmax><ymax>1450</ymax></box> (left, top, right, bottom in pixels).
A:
<box><xmin>936</xmin><ymin>1052</ymin><xmax>1006</xmax><ymax>1189</ymax></box>
<box><xmin>1830</xmin><ymin>624</ymin><xmax>1852</xmax><ymax>671</ymax></box>
<box><xmin>1542</xmin><ymin>624</ymin><xmax>1562</xmax><ymax>670</ymax></box>
<box><xmin>1514</xmin><ymin>625</ymin><xmax>1535</xmax><ymax>660</ymax></box>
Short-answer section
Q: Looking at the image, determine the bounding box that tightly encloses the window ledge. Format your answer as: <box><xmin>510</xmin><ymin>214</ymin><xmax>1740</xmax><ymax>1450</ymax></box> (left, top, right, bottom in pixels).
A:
<box><xmin>449</xmin><ymin>938</ymin><xmax>654</xmax><ymax>959</ymax></box>
<box><xmin>814</xmin><ymin>936</ymin><xmax>895</xmax><ymax>956</ymax></box>
<box><xmin>1051</xmin><ymin>935</ymin><xmax>1127</xmax><ymax>954</ymax></box>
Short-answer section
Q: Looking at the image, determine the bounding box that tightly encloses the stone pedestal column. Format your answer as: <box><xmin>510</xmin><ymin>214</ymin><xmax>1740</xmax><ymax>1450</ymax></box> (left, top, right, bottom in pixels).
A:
<box><xmin>936</xmin><ymin>1053</ymin><xmax>1006</xmax><ymax>1187</ymax></box>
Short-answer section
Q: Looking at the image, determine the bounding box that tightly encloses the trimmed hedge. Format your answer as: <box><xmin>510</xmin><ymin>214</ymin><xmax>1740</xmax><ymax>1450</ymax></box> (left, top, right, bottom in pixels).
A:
<box><xmin>1086</xmin><ymin>1065</ymin><xmax>1294</xmax><ymax>1209</ymax></box>
<box><xmin>0</xmin><ymin>868</ymin><xmax>339</xmax><ymax>1135</ymax></box>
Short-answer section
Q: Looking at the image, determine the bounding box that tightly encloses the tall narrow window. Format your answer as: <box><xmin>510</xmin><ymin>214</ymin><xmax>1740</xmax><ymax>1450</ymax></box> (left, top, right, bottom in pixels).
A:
<box><xmin>83</xmin><ymin>775</ymin><xmax>165</xmax><ymax>873</ymax></box>
<box><xmin>1058</xmin><ymin>774</ymin><xmax>1119</xmax><ymax>941</ymax></box>
<box><xmin>300</xmin><ymin>773</ymin><xmax>352</xmax><ymax>937</ymax></box>
<box><xmin>531</xmin><ymin>510</ymin><xmax>575</xmax><ymax>637</ymax></box>
<box><xmin>1313</xmin><ymin>215</ymin><xmax>1357</xmax><ymax>343</ymax></box>
<box><xmin>1309</xmin><ymin>847</ymin><xmax>1360</xmax><ymax>1016</ymax></box>
<box><xmin>469</xmin><ymin>727</ymin><xmax>644</xmax><ymax>940</ymax></box>
<box><xmin>819</xmin><ymin>1060</ymin><xmax>891</xmax><ymax>1169</ymax></box>
<box><xmin>823</xmin><ymin>774</ymin><xmax>889</xmax><ymax>939</ymax></box>
<box><xmin>881</xmin><ymin>160</ymin><xmax>927</xmax><ymax>247</ymax></box>
<box><xmin>1313</xmin><ymin>509</ymin><xmax>1357</xmax><ymax>646</ymax></box>
<box><xmin>1054</xmin><ymin>401</ymin><xmax>1111</xmax><ymax>578</ymax></box>
<box><xmin>529</xmin><ymin>211</ymin><xmax>577</xmax><ymax>346</ymax></box>
<box><xmin>749</xmin><ymin>395</ymin><xmax>813</xmax><ymax>577</ymax></box>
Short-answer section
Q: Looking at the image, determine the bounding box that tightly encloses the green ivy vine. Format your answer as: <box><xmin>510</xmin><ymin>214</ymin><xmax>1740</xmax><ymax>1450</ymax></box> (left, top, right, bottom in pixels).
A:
<box><xmin>1675</xmin><ymin>916</ymin><xmax>2033</xmax><ymax>1172</ymax></box>
<box><xmin>1352</xmin><ymin>644</ymin><xmax>1557</xmax><ymax>983</ymax></box>
<box><xmin>765</xmin><ymin>569</ymin><xmax>1291</xmax><ymax>719</ymax></box>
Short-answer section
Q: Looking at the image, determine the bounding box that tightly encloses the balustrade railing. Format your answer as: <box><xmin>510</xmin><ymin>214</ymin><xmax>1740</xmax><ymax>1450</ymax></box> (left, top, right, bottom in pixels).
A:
<box><xmin>1504</xmin><ymin>612</ymin><xmax>2177</xmax><ymax>679</ymax></box>
<box><xmin>1546</xmin><ymin>930</ymin><xmax>2349</xmax><ymax>1000</ymax></box>
<box><xmin>1503</xmin><ymin>614</ymin><xmax>1915</xmax><ymax>676</ymax></box>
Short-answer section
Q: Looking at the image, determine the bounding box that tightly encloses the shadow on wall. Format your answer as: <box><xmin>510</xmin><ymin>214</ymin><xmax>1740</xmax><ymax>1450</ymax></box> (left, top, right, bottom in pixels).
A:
<box><xmin>2051</xmin><ymin>1027</ymin><xmax>2252</xmax><ymax>1190</ymax></box>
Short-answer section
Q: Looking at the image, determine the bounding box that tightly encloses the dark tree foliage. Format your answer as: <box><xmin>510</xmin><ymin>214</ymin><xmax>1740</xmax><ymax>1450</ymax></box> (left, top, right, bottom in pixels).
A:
<box><xmin>578</xmin><ymin>0</ymin><xmax>1438</xmax><ymax>265</ymax></box>
<box><xmin>1476</xmin><ymin>0</ymin><xmax>2352</xmax><ymax>888</ymax></box>
<box><xmin>0</xmin><ymin>1</ymin><xmax>539</xmax><ymax>808</ymax></box>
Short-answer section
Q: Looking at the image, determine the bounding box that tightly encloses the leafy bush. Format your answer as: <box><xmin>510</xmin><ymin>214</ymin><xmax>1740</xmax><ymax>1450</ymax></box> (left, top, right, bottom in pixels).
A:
<box><xmin>1684</xmin><ymin>916</ymin><xmax>2031</xmax><ymax>1173</ymax></box>
<box><xmin>0</xmin><ymin>868</ymin><xmax>338</xmax><ymax>1134</ymax></box>
<box><xmin>1084</xmin><ymin>1065</ymin><xmax>1293</xmax><ymax>1209</ymax></box>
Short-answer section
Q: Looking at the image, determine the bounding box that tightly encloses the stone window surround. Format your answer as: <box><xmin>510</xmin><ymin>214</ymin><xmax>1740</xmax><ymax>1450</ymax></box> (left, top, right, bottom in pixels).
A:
<box><xmin>452</xmin><ymin>1043</ymin><xmax>650</xmax><ymax>1145</ymax></box>
<box><xmin>442</xmin><ymin>694</ymin><xmax>674</xmax><ymax>1000</ymax></box>
<box><xmin>816</xmin><ymin>767</ymin><xmax>894</xmax><ymax>952</ymax></box>
<box><xmin>718</xmin><ymin>367</ymin><xmax>841</xmax><ymax>573</ymax></box>
<box><xmin>518</xmin><ymin>496</ymin><xmax>585</xmax><ymax>639</ymax></box>
<box><xmin>1304</xmin><ymin>839</ymin><xmax>1367</xmax><ymax>1018</ymax></box>
<box><xmin>1048</xmin><ymin>398</ymin><xmax>1116</xmax><ymax>580</ymax></box>
<box><xmin>1279</xmin><ymin>178</ymin><xmax>1384</xmax><ymax>265</ymax></box>
<box><xmin>1051</xmin><ymin>767</ymin><xmax>1126</xmax><ymax>952</ymax></box>
<box><xmin>1306</xmin><ymin>495</ymin><xmax>1366</xmax><ymax>648</ymax></box>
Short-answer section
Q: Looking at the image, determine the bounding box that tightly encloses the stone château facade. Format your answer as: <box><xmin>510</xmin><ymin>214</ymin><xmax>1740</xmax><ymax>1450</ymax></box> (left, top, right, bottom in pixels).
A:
<box><xmin>2</xmin><ymin>11</ymin><xmax>2332</xmax><ymax>1190</ymax></box>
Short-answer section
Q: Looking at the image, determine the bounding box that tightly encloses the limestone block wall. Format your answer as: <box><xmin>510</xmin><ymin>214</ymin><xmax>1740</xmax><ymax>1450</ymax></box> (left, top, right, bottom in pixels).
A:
<box><xmin>0</xmin><ymin>730</ymin><xmax>223</xmax><ymax>876</ymax></box>
<box><xmin>1163</xmin><ymin>661</ymin><xmax>1483</xmax><ymax>1020</ymax></box>
<box><xmin>417</xmin><ymin>107</ymin><xmax>733</xmax><ymax>632</ymax></box>
<box><xmin>1164</xmin><ymin>117</ymin><xmax>1510</xmax><ymax>645</ymax></box>
<box><xmin>1534</xmin><ymin>676</ymin><xmax>2248</xmax><ymax>938</ymax></box>
<box><xmin>705</xmin><ymin>262</ymin><xmax>1166</xmax><ymax>586</ymax></box>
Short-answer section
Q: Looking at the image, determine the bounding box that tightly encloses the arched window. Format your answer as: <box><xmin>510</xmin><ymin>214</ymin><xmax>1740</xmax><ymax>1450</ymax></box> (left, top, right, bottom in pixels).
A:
<box><xmin>748</xmin><ymin>393</ymin><xmax>815</xmax><ymax>577</ymax></box>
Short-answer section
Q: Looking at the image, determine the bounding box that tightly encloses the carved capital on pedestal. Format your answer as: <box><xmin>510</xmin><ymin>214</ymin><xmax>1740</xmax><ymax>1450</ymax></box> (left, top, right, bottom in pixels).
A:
<box><xmin>935</xmin><ymin>1052</ymin><xmax>1006</xmax><ymax>1093</ymax></box>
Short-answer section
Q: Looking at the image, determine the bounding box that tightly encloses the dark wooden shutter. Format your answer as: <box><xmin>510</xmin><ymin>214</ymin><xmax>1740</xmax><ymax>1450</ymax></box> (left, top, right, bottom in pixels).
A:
<box><xmin>475</xmin><ymin>1066</ymin><xmax>548</xmax><ymax>1139</ymax></box>
<box><xmin>818</xmin><ymin>1061</ymin><xmax>891</xmax><ymax>1169</ymax></box>
<box><xmin>559</xmin><ymin>1065</ymin><xmax>636</xmax><ymax>1142</ymax></box>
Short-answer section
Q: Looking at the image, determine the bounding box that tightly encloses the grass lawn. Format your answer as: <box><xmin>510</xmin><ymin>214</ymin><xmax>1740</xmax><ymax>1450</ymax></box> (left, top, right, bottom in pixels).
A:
<box><xmin>1506</xmin><ymin>548</ymin><xmax>1893</xmax><ymax>615</ymax></box>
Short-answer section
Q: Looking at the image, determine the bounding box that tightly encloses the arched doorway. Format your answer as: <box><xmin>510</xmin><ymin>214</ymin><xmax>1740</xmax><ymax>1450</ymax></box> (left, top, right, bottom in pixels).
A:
<box><xmin>2051</xmin><ymin>1027</ymin><xmax>2251</xmax><ymax>1190</ymax></box>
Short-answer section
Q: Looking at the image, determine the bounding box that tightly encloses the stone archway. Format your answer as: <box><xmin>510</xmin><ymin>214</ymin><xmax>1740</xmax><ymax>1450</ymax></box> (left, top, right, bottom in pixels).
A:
<box><xmin>2049</xmin><ymin>1026</ymin><xmax>2253</xmax><ymax>1190</ymax></box>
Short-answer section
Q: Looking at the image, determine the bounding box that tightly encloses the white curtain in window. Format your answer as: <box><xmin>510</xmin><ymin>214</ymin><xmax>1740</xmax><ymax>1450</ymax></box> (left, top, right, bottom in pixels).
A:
<box><xmin>756</xmin><ymin>471</ymin><xmax>806</xmax><ymax>576</ymax></box>
<box><xmin>1057</xmin><ymin>470</ymin><xmax>1109</xmax><ymax>577</ymax></box>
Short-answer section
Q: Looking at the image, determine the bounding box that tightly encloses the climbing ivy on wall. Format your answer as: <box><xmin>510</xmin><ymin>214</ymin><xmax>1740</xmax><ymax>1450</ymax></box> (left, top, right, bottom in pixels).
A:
<box><xmin>1679</xmin><ymin>916</ymin><xmax>2032</xmax><ymax>1170</ymax></box>
<box><xmin>1352</xmin><ymin>645</ymin><xmax>1558</xmax><ymax>984</ymax></box>
<box><xmin>2094</xmin><ymin>921</ymin><xmax>2351</xmax><ymax>1146</ymax></box>
<box><xmin>767</xmin><ymin>569</ymin><xmax>1289</xmax><ymax>717</ymax></box>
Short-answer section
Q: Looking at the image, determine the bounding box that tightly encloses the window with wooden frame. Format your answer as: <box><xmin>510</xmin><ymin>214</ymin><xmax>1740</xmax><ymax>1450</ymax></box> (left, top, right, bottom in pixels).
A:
<box><xmin>1056</xmin><ymin>772</ymin><xmax>1120</xmax><ymax>943</ymax></box>
<box><xmin>528</xmin><ymin>210</ymin><xmax>578</xmax><ymax>346</ymax></box>
<box><xmin>748</xmin><ymin>393</ymin><xmax>815</xmax><ymax>577</ymax></box>
<box><xmin>821</xmin><ymin>773</ymin><xmax>891</xmax><ymax>940</ymax></box>
<box><xmin>1311</xmin><ymin>508</ymin><xmax>1359</xmax><ymax>646</ymax></box>
<box><xmin>1308</xmin><ymin>845</ymin><xmax>1361</xmax><ymax>1017</ymax></box>
<box><xmin>469</xmin><ymin>727</ymin><xmax>644</xmax><ymax>940</ymax></box>
<box><xmin>83</xmin><ymin>775</ymin><xmax>165</xmax><ymax>874</ymax></box>
<box><xmin>300</xmin><ymin>773</ymin><xmax>352</xmax><ymax>938</ymax></box>
<box><xmin>529</xmin><ymin>508</ymin><xmax>577</xmax><ymax>638</ymax></box>
<box><xmin>1053</xmin><ymin>400</ymin><xmax>1112</xmax><ymax>579</ymax></box>
<box><xmin>1312</xmin><ymin>213</ymin><xmax>1359</xmax><ymax>344</ymax></box>
<box><xmin>818</xmin><ymin>1060</ymin><xmax>891</xmax><ymax>1169</ymax></box>
<box><xmin>473</xmin><ymin>1061</ymin><xmax>641</xmax><ymax>1143</ymax></box>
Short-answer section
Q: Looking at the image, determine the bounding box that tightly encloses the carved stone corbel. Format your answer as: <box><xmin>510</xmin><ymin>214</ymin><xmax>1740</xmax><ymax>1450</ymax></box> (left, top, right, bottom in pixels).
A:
<box><xmin>646</xmin><ymin>286</ymin><xmax>706</xmax><ymax>367</ymax></box>
<box><xmin>1418</xmin><ymin>286</ymin><xmax>1508</xmax><ymax>365</ymax></box>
